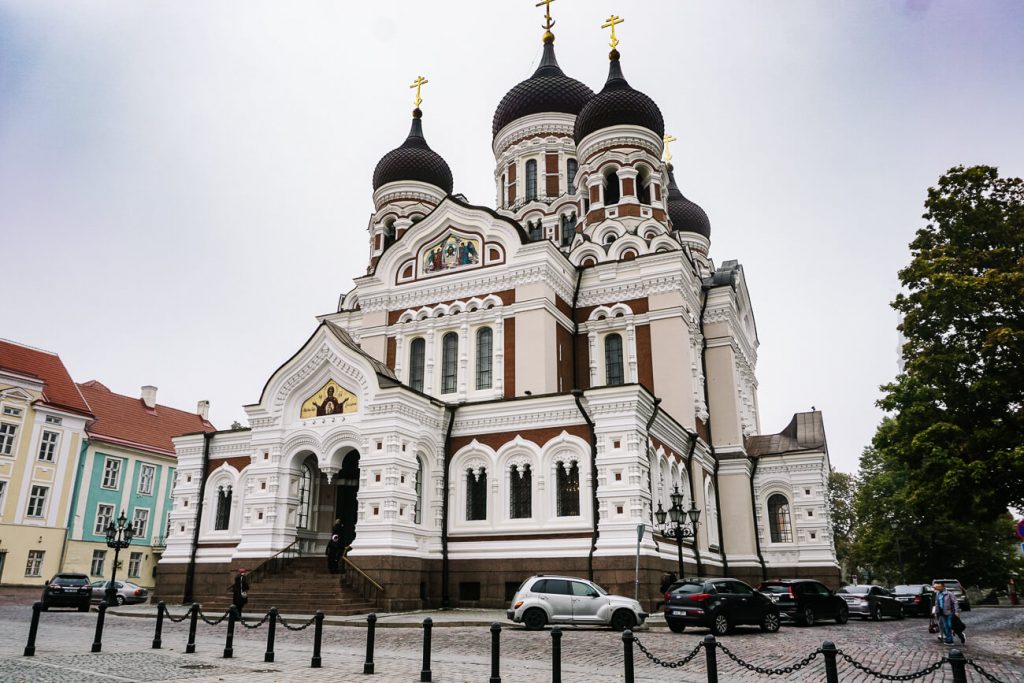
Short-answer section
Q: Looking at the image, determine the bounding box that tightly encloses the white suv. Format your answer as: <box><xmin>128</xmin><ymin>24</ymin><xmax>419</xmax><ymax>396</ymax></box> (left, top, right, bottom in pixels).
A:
<box><xmin>506</xmin><ymin>575</ymin><xmax>648</xmax><ymax>631</ymax></box>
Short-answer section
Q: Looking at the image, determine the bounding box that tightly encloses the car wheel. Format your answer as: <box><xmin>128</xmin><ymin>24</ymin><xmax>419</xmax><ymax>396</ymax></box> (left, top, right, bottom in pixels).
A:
<box><xmin>836</xmin><ymin>604</ymin><xmax>849</xmax><ymax>625</ymax></box>
<box><xmin>870</xmin><ymin>605</ymin><xmax>880</xmax><ymax>621</ymax></box>
<box><xmin>896</xmin><ymin>606</ymin><xmax>905</xmax><ymax>620</ymax></box>
<box><xmin>712</xmin><ymin>612</ymin><xmax>731</xmax><ymax>636</ymax></box>
<box><xmin>610</xmin><ymin>609</ymin><xmax>636</xmax><ymax>632</ymax></box>
<box><xmin>760</xmin><ymin>610</ymin><xmax>780</xmax><ymax>633</ymax></box>
<box><xmin>115</xmin><ymin>595</ymin><xmax>125</xmax><ymax>606</ymax></box>
<box><xmin>800</xmin><ymin>607</ymin><xmax>815</xmax><ymax>627</ymax></box>
<box><xmin>668</xmin><ymin>621</ymin><xmax>686</xmax><ymax>634</ymax></box>
<box><xmin>522</xmin><ymin>608</ymin><xmax>547</xmax><ymax>631</ymax></box>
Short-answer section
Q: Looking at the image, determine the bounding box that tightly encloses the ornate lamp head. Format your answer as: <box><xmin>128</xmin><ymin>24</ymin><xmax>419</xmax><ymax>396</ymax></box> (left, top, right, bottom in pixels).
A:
<box><xmin>687</xmin><ymin>501</ymin><xmax>701</xmax><ymax>525</ymax></box>
<box><xmin>117</xmin><ymin>510</ymin><xmax>128</xmax><ymax>529</ymax></box>
<box><xmin>105</xmin><ymin>521</ymin><xmax>117</xmax><ymax>543</ymax></box>
<box><xmin>670</xmin><ymin>485</ymin><xmax>684</xmax><ymax>511</ymax></box>
<box><xmin>654</xmin><ymin>502</ymin><xmax>667</xmax><ymax>526</ymax></box>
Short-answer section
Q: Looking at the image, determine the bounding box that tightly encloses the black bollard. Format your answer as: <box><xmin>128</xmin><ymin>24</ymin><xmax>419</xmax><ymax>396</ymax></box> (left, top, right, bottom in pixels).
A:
<box><xmin>24</xmin><ymin>602</ymin><xmax>42</xmax><ymax>657</ymax></box>
<box><xmin>703</xmin><ymin>634</ymin><xmax>718</xmax><ymax>683</ymax></box>
<box><xmin>822</xmin><ymin>641</ymin><xmax>838</xmax><ymax>683</ymax></box>
<box><xmin>91</xmin><ymin>601</ymin><xmax>107</xmax><ymax>653</ymax></box>
<box><xmin>185</xmin><ymin>603</ymin><xmax>199</xmax><ymax>654</ymax></box>
<box><xmin>420</xmin><ymin>617</ymin><xmax>432</xmax><ymax>682</ymax></box>
<box><xmin>223</xmin><ymin>605</ymin><xmax>237</xmax><ymax>658</ymax></box>
<box><xmin>948</xmin><ymin>649</ymin><xmax>968</xmax><ymax>683</ymax></box>
<box><xmin>310</xmin><ymin>610</ymin><xmax>324</xmax><ymax>668</ymax></box>
<box><xmin>152</xmin><ymin>602</ymin><xmax>165</xmax><ymax>649</ymax></box>
<box><xmin>550</xmin><ymin>626</ymin><xmax>561</xmax><ymax>683</ymax></box>
<box><xmin>622</xmin><ymin>629</ymin><xmax>634</xmax><ymax>683</ymax></box>
<box><xmin>489</xmin><ymin>622</ymin><xmax>502</xmax><ymax>683</ymax></box>
<box><xmin>264</xmin><ymin>608</ymin><xmax>278</xmax><ymax>663</ymax></box>
<box><xmin>363</xmin><ymin>612</ymin><xmax>377</xmax><ymax>674</ymax></box>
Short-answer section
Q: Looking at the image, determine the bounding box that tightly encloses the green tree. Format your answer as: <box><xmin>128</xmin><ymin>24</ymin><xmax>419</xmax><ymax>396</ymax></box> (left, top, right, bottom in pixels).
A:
<box><xmin>826</xmin><ymin>468</ymin><xmax>857</xmax><ymax>566</ymax></box>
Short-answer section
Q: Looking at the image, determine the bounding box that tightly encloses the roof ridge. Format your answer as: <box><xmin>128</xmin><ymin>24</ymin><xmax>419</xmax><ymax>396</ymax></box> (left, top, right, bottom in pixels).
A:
<box><xmin>0</xmin><ymin>337</ymin><xmax>59</xmax><ymax>356</ymax></box>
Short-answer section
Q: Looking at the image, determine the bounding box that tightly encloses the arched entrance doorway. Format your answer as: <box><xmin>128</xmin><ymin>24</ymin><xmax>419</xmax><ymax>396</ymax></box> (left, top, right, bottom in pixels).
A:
<box><xmin>333</xmin><ymin>451</ymin><xmax>359</xmax><ymax>549</ymax></box>
<box><xmin>293</xmin><ymin>450</ymin><xmax>360</xmax><ymax>552</ymax></box>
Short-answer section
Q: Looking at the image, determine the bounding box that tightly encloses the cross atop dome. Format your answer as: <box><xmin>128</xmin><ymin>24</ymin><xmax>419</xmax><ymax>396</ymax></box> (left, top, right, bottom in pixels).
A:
<box><xmin>536</xmin><ymin>0</ymin><xmax>556</xmax><ymax>43</ymax></box>
<box><xmin>601</xmin><ymin>14</ymin><xmax>624</xmax><ymax>51</ymax></box>
<box><xmin>663</xmin><ymin>133</ymin><xmax>678</xmax><ymax>162</ymax></box>
<box><xmin>410</xmin><ymin>75</ymin><xmax>428</xmax><ymax>110</ymax></box>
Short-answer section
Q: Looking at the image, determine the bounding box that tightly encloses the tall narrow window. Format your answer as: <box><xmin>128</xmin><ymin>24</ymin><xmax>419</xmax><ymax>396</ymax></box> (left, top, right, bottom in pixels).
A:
<box><xmin>560</xmin><ymin>212</ymin><xmax>577</xmax><ymax>247</ymax></box>
<box><xmin>706</xmin><ymin>479</ymin><xmax>720</xmax><ymax>547</ymax></box>
<box><xmin>414</xmin><ymin>457</ymin><xmax>424</xmax><ymax>524</ymax></box>
<box><xmin>476</xmin><ymin>327</ymin><xmax>493</xmax><ymax>389</ymax></box>
<box><xmin>215</xmin><ymin>485</ymin><xmax>232</xmax><ymax>531</ymax></box>
<box><xmin>409</xmin><ymin>338</ymin><xmax>426</xmax><ymax>392</ymax></box>
<box><xmin>101</xmin><ymin>457</ymin><xmax>121</xmax><ymax>489</ymax></box>
<box><xmin>138</xmin><ymin>464</ymin><xmax>156</xmax><ymax>495</ymax></box>
<box><xmin>442</xmin><ymin>332</ymin><xmax>458</xmax><ymax>393</ymax></box>
<box><xmin>90</xmin><ymin>549</ymin><xmax>106</xmax><ymax>576</ymax></box>
<box><xmin>767</xmin><ymin>494</ymin><xmax>793</xmax><ymax>543</ymax></box>
<box><xmin>509</xmin><ymin>464</ymin><xmax>532</xmax><ymax>519</ymax></box>
<box><xmin>25</xmin><ymin>550</ymin><xmax>44</xmax><ymax>577</ymax></box>
<box><xmin>94</xmin><ymin>504</ymin><xmax>114</xmax><ymax>535</ymax></box>
<box><xmin>500</xmin><ymin>174</ymin><xmax>506</xmax><ymax>207</ymax></box>
<box><xmin>132</xmin><ymin>508</ymin><xmax>149</xmax><ymax>538</ymax></box>
<box><xmin>556</xmin><ymin>461</ymin><xmax>580</xmax><ymax>516</ymax></box>
<box><xmin>128</xmin><ymin>551</ymin><xmax>142</xmax><ymax>578</ymax></box>
<box><xmin>566</xmin><ymin>159</ymin><xmax>578</xmax><ymax>193</ymax></box>
<box><xmin>525</xmin><ymin>159</ymin><xmax>537</xmax><ymax>201</ymax></box>
<box><xmin>0</xmin><ymin>422</ymin><xmax>18</xmax><ymax>455</ymax></box>
<box><xmin>637</xmin><ymin>168</ymin><xmax>652</xmax><ymax>204</ymax></box>
<box><xmin>529</xmin><ymin>220</ymin><xmax>542</xmax><ymax>241</ymax></box>
<box><xmin>38</xmin><ymin>430</ymin><xmax>59</xmax><ymax>461</ymax></box>
<box><xmin>26</xmin><ymin>486</ymin><xmax>48</xmax><ymax>517</ymax></box>
<box><xmin>466</xmin><ymin>468</ymin><xmax>487</xmax><ymax>521</ymax></box>
<box><xmin>297</xmin><ymin>465</ymin><xmax>312</xmax><ymax>529</ymax></box>
<box><xmin>605</xmin><ymin>333</ymin><xmax>624</xmax><ymax>385</ymax></box>
<box><xmin>603</xmin><ymin>169</ymin><xmax>620</xmax><ymax>205</ymax></box>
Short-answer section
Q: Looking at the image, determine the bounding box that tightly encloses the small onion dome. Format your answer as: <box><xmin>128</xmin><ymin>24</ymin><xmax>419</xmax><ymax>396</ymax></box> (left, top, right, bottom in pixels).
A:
<box><xmin>574</xmin><ymin>49</ymin><xmax>664</xmax><ymax>144</ymax></box>
<box><xmin>666</xmin><ymin>164</ymin><xmax>711</xmax><ymax>239</ymax></box>
<box><xmin>492</xmin><ymin>36</ymin><xmax>595</xmax><ymax>138</ymax></box>
<box><xmin>372</xmin><ymin>109</ymin><xmax>453</xmax><ymax>194</ymax></box>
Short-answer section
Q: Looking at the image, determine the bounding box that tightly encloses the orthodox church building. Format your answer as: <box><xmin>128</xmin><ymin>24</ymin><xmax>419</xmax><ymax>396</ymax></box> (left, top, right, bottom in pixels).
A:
<box><xmin>157</xmin><ymin>12</ymin><xmax>839</xmax><ymax>610</ymax></box>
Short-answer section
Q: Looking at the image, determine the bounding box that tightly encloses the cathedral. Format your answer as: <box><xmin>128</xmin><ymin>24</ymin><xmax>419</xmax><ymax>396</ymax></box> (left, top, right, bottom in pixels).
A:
<box><xmin>156</xmin><ymin>8</ymin><xmax>839</xmax><ymax>610</ymax></box>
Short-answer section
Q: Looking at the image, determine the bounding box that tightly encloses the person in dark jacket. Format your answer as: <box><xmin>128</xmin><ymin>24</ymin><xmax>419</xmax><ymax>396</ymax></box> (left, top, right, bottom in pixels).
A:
<box><xmin>231</xmin><ymin>568</ymin><xmax>250</xmax><ymax>615</ymax></box>
<box><xmin>326</xmin><ymin>534</ymin><xmax>343</xmax><ymax>574</ymax></box>
<box><xmin>655</xmin><ymin>572</ymin><xmax>677</xmax><ymax>610</ymax></box>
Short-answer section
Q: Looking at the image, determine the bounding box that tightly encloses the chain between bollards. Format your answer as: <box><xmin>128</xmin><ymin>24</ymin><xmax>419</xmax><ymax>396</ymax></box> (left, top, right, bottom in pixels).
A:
<box><xmin>420</xmin><ymin>617</ymin><xmax>433</xmax><ymax>682</ymax></box>
<box><xmin>185</xmin><ymin>603</ymin><xmax>199</xmax><ymax>654</ymax></box>
<box><xmin>24</xmin><ymin>602</ymin><xmax>41</xmax><ymax>657</ymax></box>
<box><xmin>703</xmin><ymin>634</ymin><xmax>718</xmax><ymax>683</ymax></box>
<box><xmin>489</xmin><ymin>622</ymin><xmax>502</xmax><ymax>683</ymax></box>
<box><xmin>91</xmin><ymin>601</ymin><xmax>108</xmax><ymax>653</ymax></box>
<box><xmin>822</xmin><ymin>640</ymin><xmax>838</xmax><ymax>683</ymax></box>
<box><xmin>364</xmin><ymin>612</ymin><xmax>377</xmax><ymax>674</ymax></box>
<box><xmin>264</xmin><ymin>608</ymin><xmax>278</xmax><ymax>663</ymax></box>
<box><xmin>152</xmin><ymin>602</ymin><xmax>165</xmax><ymax>649</ymax></box>
<box><xmin>223</xmin><ymin>605</ymin><xmax>237</xmax><ymax>658</ymax></box>
<box><xmin>948</xmin><ymin>648</ymin><xmax>967</xmax><ymax>683</ymax></box>
<box><xmin>310</xmin><ymin>610</ymin><xmax>324</xmax><ymax>668</ymax></box>
<box><xmin>550</xmin><ymin>626</ymin><xmax>561</xmax><ymax>683</ymax></box>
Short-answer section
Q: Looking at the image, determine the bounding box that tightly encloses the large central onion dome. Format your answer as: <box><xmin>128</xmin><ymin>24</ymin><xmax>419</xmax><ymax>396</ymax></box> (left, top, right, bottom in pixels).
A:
<box><xmin>373</xmin><ymin>109</ymin><xmax>454</xmax><ymax>194</ymax></box>
<box><xmin>492</xmin><ymin>37</ymin><xmax>595</xmax><ymax>138</ymax></box>
<box><xmin>574</xmin><ymin>49</ymin><xmax>664</xmax><ymax>144</ymax></box>
<box><xmin>666</xmin><ymin>164</ymin><xmax>711</xmax><ymax>239</ymax></box>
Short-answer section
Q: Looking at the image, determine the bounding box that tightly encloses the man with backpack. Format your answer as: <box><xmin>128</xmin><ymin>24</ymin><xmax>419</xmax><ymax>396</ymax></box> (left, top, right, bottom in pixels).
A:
<box><xmin>932</xmin><ymin>581</ymin><xmax>961</xmax><ymax>644</ymax></box>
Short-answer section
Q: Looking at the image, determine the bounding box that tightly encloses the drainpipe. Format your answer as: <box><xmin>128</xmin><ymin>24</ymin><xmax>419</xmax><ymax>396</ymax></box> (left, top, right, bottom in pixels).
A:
<box><xmin>684</xmin><ymin>433</ymin><xmax>702</xmax><ymax>577</ymax></box>
<box><xmin>749</xmin><ymin>456</ymin><xmax>768</xmax><ymax>580</ymax></box>
<box><xmin>60</xmin><ymin>436</ymin><xmax>91</xmax><ymax>572</ymax></box>
<box><xmin>571</xmin><ymin>390</ymin><xmax>599</xmax><ymax>582</ymax></box>
<box><xmin>644</xmin><ymin>398</ymin><xmax>661</xmax><ymax>548</ymax></box>
<box><xmin>184</xmin><ymin>431</ymin><xmax>213</xmax><ymax>604</ymax></box>
<box><xmin>440</xmin><ymin>404</ymin><xmax>458</xmax><ymax>609</ymax></box>
<box><xmin>570</xmin><ymin>264</ymin><xmax>584</xmax><ymax>390</ymax></box>
<box><xmin>698</xmin><ymin>285</ymin><xmax>728</xmax><ymax>576</ymax></box>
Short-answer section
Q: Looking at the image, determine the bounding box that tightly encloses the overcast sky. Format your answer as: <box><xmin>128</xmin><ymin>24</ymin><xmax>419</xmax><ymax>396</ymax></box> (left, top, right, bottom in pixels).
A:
<box><xmin>1</xmin><ymin>1</ymin><xmax>1021</xmax><ymax>473</ymax></box>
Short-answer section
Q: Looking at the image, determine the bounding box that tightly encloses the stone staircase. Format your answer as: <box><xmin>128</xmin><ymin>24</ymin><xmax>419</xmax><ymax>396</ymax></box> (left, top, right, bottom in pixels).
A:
<box><xmin>201</xmin><ymin>557</ymin><xmax>378</xmax><ymax>616</ymax></box>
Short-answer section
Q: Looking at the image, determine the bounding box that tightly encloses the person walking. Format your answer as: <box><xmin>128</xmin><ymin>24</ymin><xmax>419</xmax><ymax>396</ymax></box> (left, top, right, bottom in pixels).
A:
<box><xmin>655</xmin><ymin>572</ymin><xmax>677</xmax><ymax>610</ymax></box>
<box><xmin>932</xmin><ymin>581</ymin><xmax>960</xmax><ymax>644</ymax></box>
<box><xmin>231</xmin><ymin>568</ymin><xmax>250</xmax><ymax>616</ymax></box>
<box><xmin>326</xmin><ymin>534</ymin><xmax>343</xmax><ymax>574</ymax></box>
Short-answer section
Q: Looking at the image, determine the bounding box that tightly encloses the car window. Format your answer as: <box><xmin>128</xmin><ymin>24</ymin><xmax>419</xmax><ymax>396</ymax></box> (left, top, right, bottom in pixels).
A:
<box><xmin>570</xmin><ymin>581</ymin><xmax>598</xmax><ymax>597</ymax></box>
<box><xmin>671</xmin><ymin>582</ymin><xmax>708</xmax><ymax>595</ymax></box>
<box><xmin>840</xmin><ymin>585</ymin><xmax>870</xmax><ymax>595</ymax></box>
<box><xmin>814</xmin><ymin>583</ymin><xmax>833</xmax><ymax>596</ymax></box>
<box><xmin>729</xmin><ymin>581</ymin><xmax>755</xmax><ymax>595</ymax></box>
<box><xmin>54</xmin><ymin>575</ymin><xmax>89</xmax><ymax>586</ymax></box>
<box><xmin>894</xmin><ymin>585</ymin><xmax>919</xmax><ymax>595</ymax></box>
<box><xmin>758</xmin><ymin>584</ymin><xmax>789</xmax><ymax>594</ymax></box>
<box><xmin>535</xmin><ymin>579</ymin><xmax>570</xmax><ymax>595</ymax></box>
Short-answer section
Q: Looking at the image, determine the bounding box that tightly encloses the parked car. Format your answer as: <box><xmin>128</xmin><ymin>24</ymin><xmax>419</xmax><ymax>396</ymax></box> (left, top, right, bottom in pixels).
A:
<box><xmin>893</xmin><ymin>584</ymin><xmax>934</xmax><ymax>616</ymax></box>
<box><xmin>41</xmin><ymin>573</ymin><xmax>92</xmax><ymax>611</ymax></box>
<box><xmin>89</xmin><ymin>580</ymin><xmax>150</xmax><ymax>606</ymax></box>
<box><xmin>932</xmin><ymin>579</ymin><xmax>971</xmax><ymax>612</ymax></box>
<box><xmin>663</xmin><ymin>578</ymin><xmax>780</xmax><ymax>636</ymax></box>
<box><xmin>507</xmin><ymin>575</ymin><xmax>647</xmax><ymax>631</ymax></box>
<box><xmin>837</xmin><ymin>585</ymin><xmax>904</xmax><ymax>620</ymax></box>
<box><xmin>757</xmin><ymin>579</ymin><xmax>848</xmax><ymax>626</ymax></box>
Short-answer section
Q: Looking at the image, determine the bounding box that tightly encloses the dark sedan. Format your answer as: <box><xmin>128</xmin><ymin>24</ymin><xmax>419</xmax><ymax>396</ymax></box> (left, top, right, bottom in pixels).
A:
<box><xmin>664</xmin><ymin>578</ymin><xmax>781</xmax><ymax>636</ymax></box>
<box><xmin>893</xmin><ymin>584</ymin><xmax>934</xmax><ymax>616</ymax></box>
<box><xmin>838</xmin><ymin>585</ymin><xmax>904</xmax><ymax>620</ymax></box>
<box><xmin>41</xmin><ymin>573</ymin><xmax>92</xmax><ymax>611</ymax></box>
<box><xmin>758</xmin><ymin>579</ymin><xmax>849</xmax><ymax>627</ymax></box>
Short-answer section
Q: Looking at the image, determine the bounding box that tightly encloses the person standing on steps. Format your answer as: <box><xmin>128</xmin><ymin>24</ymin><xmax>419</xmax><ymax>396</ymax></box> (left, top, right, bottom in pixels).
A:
<box><xmin>326</xmin><ymin>534</ymin><xmax>343</xmax><ymax>574</ymax></box>
<box><xmin>231</xmin><ymin>568</ymin><xmax>250</xmax><ymax>616</ymax></box>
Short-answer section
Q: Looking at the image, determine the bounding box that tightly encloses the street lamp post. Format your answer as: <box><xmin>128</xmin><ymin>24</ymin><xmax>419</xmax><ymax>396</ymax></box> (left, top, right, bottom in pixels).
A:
<box><xmin>104</xmin><ymin>510</ymin><xmax>135</xmax><ymax>605</ymax></box>
<box><xmin>654</xmin><ymin>485</ymin><xmax>702</xmax><ymax>578</ymax></box>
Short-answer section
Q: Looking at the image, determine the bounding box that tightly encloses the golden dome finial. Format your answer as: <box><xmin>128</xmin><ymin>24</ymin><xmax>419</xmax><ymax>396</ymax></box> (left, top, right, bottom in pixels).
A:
<box><xmin>536</xmin><ymin>0</ymin><xmax>556</xmax><ymax>42</ymax></box>
<box><xmin>602</xmin><ymin>14</ymin><xmax>624</xmax><ymax>50</ymax></box>
<box><xmin>409</xmin><ymin>75</ymin><xmax>428</xmax><ymax>110</ymax></box>
<box><xmin>663</xmin><ymin>133</ymin><xmax>677</xmax><ymax>162</ymax></box>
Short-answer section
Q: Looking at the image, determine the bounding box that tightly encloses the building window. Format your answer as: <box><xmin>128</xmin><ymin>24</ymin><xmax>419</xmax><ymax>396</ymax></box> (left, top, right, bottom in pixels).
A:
<box><xmin>525</xmin><ymin>159</ymin><xmax>538</xmax><ymax>201</ymax></box>
<box><xmin>26</xmin><ymin>485</ymin><xmax>47</xmax><ymax>517</ymax></box>
<box><xmin>528</xmin><ymin>220</ymin><xmax>542</xmax><ymax>241</ymax></box>
<box><xmin>297</xmin><ymin>465</ymin><xmax>312</xmax><ymax>529</ymax></box>
<box><xmin>138</xmin><ymin>464</ymin><xmax>156</xmax><ymax>495</ymax></box>
<box><xmin>603</xmin><ymin>168</ymin><xmax>620</xmax><ymax>205</ymax></box>
<box><xmin>605</xmin><ymin>333</ymin><xmax>624</xmax><ymax>385</ymax></box>
<box><xmin>476</xmin><ymin>328</ymin><xmax>493</xmax><ymax>390</ymax></box>
<box><xmin>132</xmin><ymin>508</ymin><xmax>150</xmax><ymax>539</ymax></box>
<box><xmin>101</xmin><ymin>457</ymin><xmax>121</xmax><ymax>489</ymax></box>
<box><xmin>94</xmin><ymin>503</ymin><xmax>114</xmax><ymax>535</ymax></box>
<box><xmin>500</xmin><ymin>174</ymin><xmax>506</xmax><ymax>207</ymax></box>
<box><xmin>128</xmin><ymin>552</ymin><xmax>142</xmax><ymax>578</ymax></box>
<box><xmin>2</xmin><ymin>406</ymin><xmax>22</xmax><ymax>417</ymax></box>
<box><xmin>45</xmin><ymin>414</ymin><xmax>62</xmax><ymax>425</ymax></box>
<box><xmin>0</xmin><ymin>423</ymin><xmax>17</xmax><ymax>456</ymax></box>
<box><xmin>466</xmin><ymin>468</ymin><xmax>487</xmax><ymax>521</ymax></box>
<box><xmin>0</xmin><ymin>480</ymin><xmax>6</xmax><ymax>509</ymax></box>
<box><xmin>767</xmin><ymin>494</ymin><xmax>793</xmax><ymax>543</ymax></box>
<box><xmin>567</xmin><ymin>159</ymin><xmax>578</xmax><ymax>193</ymax></box>
<box><xmin>560</xmin><ymin>212</ymin><xmax>577</xmax><ymax>247</ymax></box>
<box><xmin>25</xmin><ymin>550</ymin><xmax>44</xmax><ymax>577</ymax></box>
<box><xmin>509</xmin><ymin>464</ymin><xmax>532</xmax><ymax>519</ymax></box>
<box><xmin>706</xmin><ymin>479</ymin><xmax>720</xmax><ymax>547</ymax></box>
<box><xmin>215</xmin><ymin>486</ymin><xmax>232</xmax><ymax>531</ymax></box>
<box><xmin>90</xmin><ymin>550</ymin><xmax>106</xmax><ymax>576</ymax></box>
<box><xmin>37</xmin><ymin>430</ymin><xmax>59</xmax><ymax>461</ymax></box>
<box><xmin>409</xmin><ymin>338</ymin><xmax>426</xmax><ymax>392</ymax></box>
<box><xmin>414</xmin><ymin>457</ymin><xmax>424</xmax><ymax>525</ymax></box>
<box><xmin>556</xmin><ymin>461</ymin><xmax>580</xmax><ymax>517</ymax></box>
<box><xmin>637</xmin><ymin>167</ymin><xmax>652</xmax><ymax>204</ymax></box>
<box><xmin>441</xmin><ymin>332</ymin><xmax>458</xmax><ymax>394</ymax></box>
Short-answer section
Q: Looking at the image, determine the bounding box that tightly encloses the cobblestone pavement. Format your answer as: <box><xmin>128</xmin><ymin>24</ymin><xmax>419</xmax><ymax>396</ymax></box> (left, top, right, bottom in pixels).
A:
<box><xmin>0</xmin><ymin>604</ymin><xmax>1021</xmax><ymax>682</ymax></box>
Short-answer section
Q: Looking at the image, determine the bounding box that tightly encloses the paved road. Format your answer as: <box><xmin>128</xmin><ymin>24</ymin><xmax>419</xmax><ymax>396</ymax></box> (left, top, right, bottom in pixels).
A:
<box><xmin>0</xmin><ymin>603</ymin><xmax>1021</xmax><ymax>682</ymax></box>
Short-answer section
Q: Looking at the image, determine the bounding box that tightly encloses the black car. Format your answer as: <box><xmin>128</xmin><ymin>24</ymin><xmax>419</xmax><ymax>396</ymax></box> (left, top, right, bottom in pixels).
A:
<box><xmin>757</xmin><ymin>579</ymin><xmax>848</xmax><ymax>627</ymax></box>
<box><xmin>41</xmin><ymin>573</ymin><xmax>92</xmax><ymax>611</ymax></box>
<box><xmin>893</xmin><ymin>584</ymin><xmax>934</xmax><ymax>616</ymax></box>
<box><xmin>663</xmin><ymin>578</ymin><xmax>781</xmax><ymax>636</ymax></box>
<box><xmin>838</xmin><ymin>585</ymin><xmax>904</xmax><ymax>620</ymax></box>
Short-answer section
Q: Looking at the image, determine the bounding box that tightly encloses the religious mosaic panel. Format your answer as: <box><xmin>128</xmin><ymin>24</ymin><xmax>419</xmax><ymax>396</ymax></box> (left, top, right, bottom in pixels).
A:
<box><xmin>421</xmin><ymin>232</ymin><xmax>480</xmax><ymax>275</ymax></box>
<box><xmin>300</xmin><ymin>380</ymin><xmax>357</xmax><ymax>418</ymax></box>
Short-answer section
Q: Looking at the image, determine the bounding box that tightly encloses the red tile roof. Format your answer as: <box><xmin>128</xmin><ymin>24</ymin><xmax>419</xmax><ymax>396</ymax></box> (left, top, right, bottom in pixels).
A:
<box><xmin>77</xmin><ymin>381</ymin><xmax>216</xmax><ymax>457</ymax></box>
<box><xmin>0</xmin><ymin>339</ymin><xmax>92</xmax><ymax>417</ymax></box>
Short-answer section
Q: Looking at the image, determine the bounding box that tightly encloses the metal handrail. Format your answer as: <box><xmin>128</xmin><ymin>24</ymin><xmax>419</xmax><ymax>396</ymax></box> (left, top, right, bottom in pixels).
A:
<box><xmin>249</xmin><ymin>538</ymin><xmax>301</xmax><ymax>584</ymax></box>
<box><xmin>342</xmin><ymin>556</ymin><xmax>384</xmax><ymax>594</ymax></box>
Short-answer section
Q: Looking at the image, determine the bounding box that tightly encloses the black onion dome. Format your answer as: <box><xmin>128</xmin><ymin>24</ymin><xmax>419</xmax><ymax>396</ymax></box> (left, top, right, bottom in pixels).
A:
<box><xmin>574</xmin><ymin>50</ymin><xmax>664</xmax><ymax>144</ymax></box>
<box><xmin>492</xmin><ymin>38</ymin><xmax>595</xmax><ymax>138</ymax></box>
<box><xmin>666</xmin><ymin>164</ymin><xmax>711</xmax><ymax>239</ymax></box>
<box><xmin>372</xmin><ymin>110</ymin><xmax>453</xmax><ymax>194</ymax></box>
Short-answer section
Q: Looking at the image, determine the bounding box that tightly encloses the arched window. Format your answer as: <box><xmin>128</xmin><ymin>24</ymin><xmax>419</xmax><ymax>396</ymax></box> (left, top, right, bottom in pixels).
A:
<box><xmin>767</xmin><ymin>494</ymin><xmax>793</xmax><ymax>543</ymax></box>
<box><xmin>466</xmin><ymin>468</ymin><xmax>487</xmax><ymax>521</ymax></box>
<box><xmin>637</xmin><ymin>168</ymin><xmax>652</xmax><ymax>204</ymax></box>
<box><xmin>500</xmin><ymin>174</ymin><xmax>506</xmax><ymax>207</ymax></box>
<box><xmin>297</xmin><ymin>465</ymin><xmax>313</xmax><ymax>529</ymax></box>
<box><xmin>409</xmin><ymin>338</ymin><xmax>426</xmax><ymax>392</ymax></box>
<box><xmin>525</xmin><ymin>159</ymin><xmax>538</xmax><ymax>202</ymax></box>
<box><xmin>215</xmin><ymin>485</ymin><xmax>232</xmax><ymax>531</ymax></box>
<box><xmin>414</xmin><ymin>457</ymin><xmax>424</xmax><ymax>524</ymax></box>
<box><xmin>509</xmin><ymin>464</ymin><xmax>532</xmax><ymax>519</ymax></box>
<box><xmin>706</xmin><ymin>479</ymin><xmax>720</xmax><ymax>547</ymax></box>
<box><xmin>566</xmin><ymin>159</ymin><xmax>578</xmax><ymax>193</ymax></box>
<box><xmin>605</xmin><ymin>333</ymin><xmax>624</xmax><ymax>385</ymax></box>
<box><xmin>442</xmin><ymin>332</ymin><xmax>458</xmax><ymax>393</ymax></box>
<box><xmin>529</xmin><ymin>220</ymin><xmax>542</xmax><ymax>241</ymax></box>
<box><xmin>603</xmin><ymin>168</ymin><xmax>620</xmax><ymax>205</ymax></box>
<box><xmin>560</xmin><ymin>212</ymin><xmax>577</xmax><ymax>247</ymax></box>
<box><xmin>556</xmin><ymin>460</ymin><xmax>580</xmax><ymax>516</ymax></box>
<box><xmin>476</xmin><ymin>327</ymin><xmax>493</xmax><ymax>390</ymax></box>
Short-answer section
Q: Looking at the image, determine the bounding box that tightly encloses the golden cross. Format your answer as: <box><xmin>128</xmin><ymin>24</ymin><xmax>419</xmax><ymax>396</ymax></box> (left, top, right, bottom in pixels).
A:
<box><xmin>663</xmin><ymin>134</ymin><xmax>678</xmax><ymax>162</ymax></box>
<box><xmin>536</xmin><ymin>0</ymin><xmax>556</xmax><ymax>32</ymax></box>
<box><xmin>410</xmin><ymin>76</ymin><xmax>429</xmax><ymax>109</ymax></box>
<box><xmin>601</xmin><ymin>14</ymin><xmax>624</xmax><ymax>49</ymax></box>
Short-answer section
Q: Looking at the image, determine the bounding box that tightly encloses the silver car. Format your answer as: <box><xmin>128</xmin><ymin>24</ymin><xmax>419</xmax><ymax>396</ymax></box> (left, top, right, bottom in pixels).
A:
<box><xmin>90</xmin><ymin>580</ymin><xmax>149</xmax><ymax>606</ymax></box>
<box><xmin>507</xmin><ymin>575</ymin><xmax>647</xmax><ymax>631</ymax></box>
